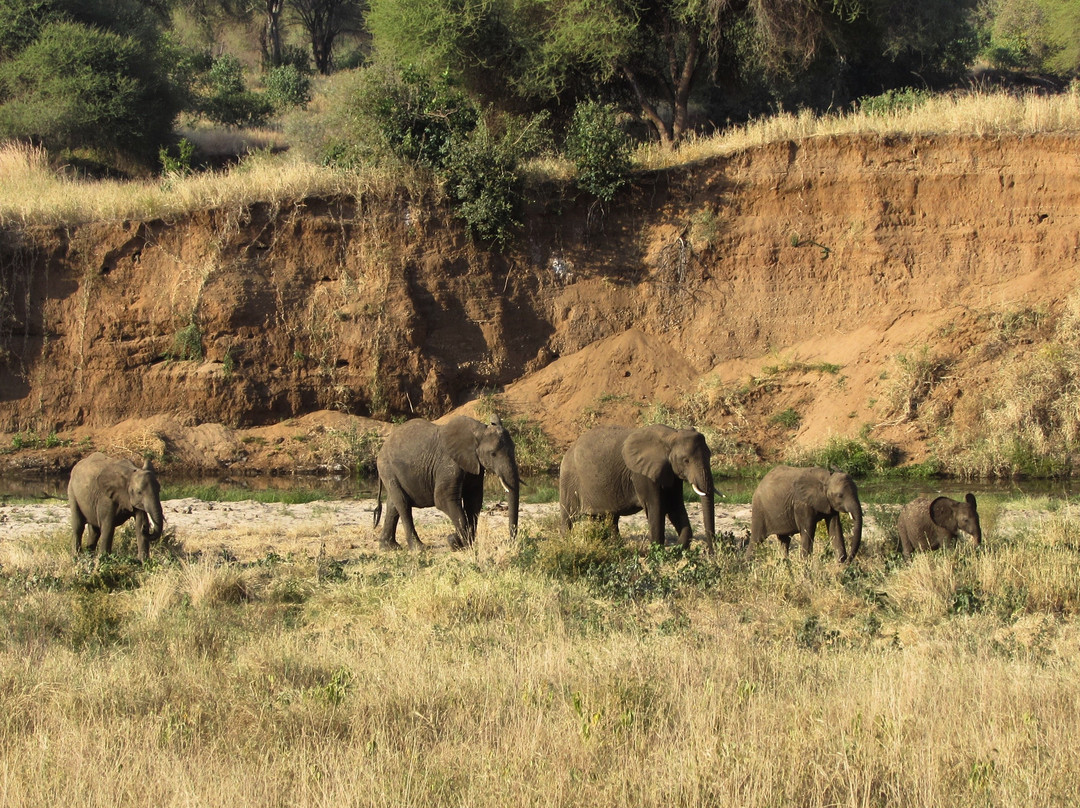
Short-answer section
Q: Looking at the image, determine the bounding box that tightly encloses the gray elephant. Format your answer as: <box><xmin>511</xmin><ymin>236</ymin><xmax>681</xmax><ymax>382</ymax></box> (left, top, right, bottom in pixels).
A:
<box><xmin>558</xmin><ymin>424</ymin><xmax>716</xmax><ymax>552</ymax></box>
<box><xmin>373</xmin><ymin>415</ymin><xmax>519</xmax><ymax>550</ymax></box>
<box><xmin>897</xmin><ymin>494</ymin><xmax>982</xmax><ymax>557</ymax></box>
<box><xmin>748</xmin><ymin>465</ymin><xmax>863</xmax><ymax>562</ymax></box>
<box><xmin>68</xmin><ymin>452</ymin><xmax>164</xmax><ymax>562</ymax></box>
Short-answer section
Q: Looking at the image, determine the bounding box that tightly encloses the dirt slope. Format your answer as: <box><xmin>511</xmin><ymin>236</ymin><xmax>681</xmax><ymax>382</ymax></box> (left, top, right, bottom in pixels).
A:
<box><xmin>1</xmin><ymin>134</ymin><xmax>1078</xmax><ymax>475</ymax></box>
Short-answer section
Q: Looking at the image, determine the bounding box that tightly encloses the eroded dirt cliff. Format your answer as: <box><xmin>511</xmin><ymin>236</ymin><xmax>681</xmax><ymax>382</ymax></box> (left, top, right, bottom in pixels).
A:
<box><xmin>2</xmin><ymin>134</ymin><xmax>1078</xmax><ymax>474</ymax></box>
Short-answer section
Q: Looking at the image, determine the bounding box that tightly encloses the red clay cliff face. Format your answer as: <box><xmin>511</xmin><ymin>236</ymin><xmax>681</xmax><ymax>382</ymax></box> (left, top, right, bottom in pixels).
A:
<box><xmin>1</xmin><ymin>134</ymin><xmax>1078</xmax><ymax>473</ymax></box>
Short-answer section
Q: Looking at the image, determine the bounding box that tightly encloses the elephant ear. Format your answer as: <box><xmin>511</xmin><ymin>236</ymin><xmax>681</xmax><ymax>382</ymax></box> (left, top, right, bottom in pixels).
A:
<box><xmin>929</xmin><ymin>496</ymin><xmax>958</xmax><ymax>532</ymax></box>
<box><xmin>439</xmin><ymin>417</ymin><xmax>483</xmax><ymax>475</ymax></box>
<box><xmin>965</xmin><ymin>492</ymin><xmax>977</xmax><ymax>510</ymax></box>
<box><xmin>793</xmin><ymin>475</ymin><xmax>831</xmax><ymax>513</ymax></box>
<box><xmin>622</xmin><ymin>427</ymin><xmax>675</xmax><ymax>487</ymax></box>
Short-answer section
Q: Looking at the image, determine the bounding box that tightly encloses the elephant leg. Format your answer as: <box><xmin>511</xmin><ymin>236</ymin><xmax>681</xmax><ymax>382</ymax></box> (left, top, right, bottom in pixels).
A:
<box><xmin>135</xmin><ymin>511</ymin><xmax>150</xmax><ymax>562</ymax></box>
<box><xmin>70</xmin><ymin>501</ymin><xmax>86</xmax><ymax>555</ymax></box>
<box><xmin>898</xmin><ymin>524</ymin><xmax>913</xmax><ymax>558</ymax></box>
<box><xmin>397</xmin><ymin>504</ymin><xmax>426</xmax><ymax>550</ymax></box>
<box><xmin>610</xmin><ymin>514</ymin><xmax>621</xmax><ymax>542</ymax></box>
<box><xmin>97</xmin><ymin>517</ymin><xmax>116</xmax><ymax>565</ymax></box>
<box><xmin>827</xmin><ymin>513</ymin><xmax>847</xmax><ymax>562</ymax></box>
<box><xmin>461</xmin><ymin>475</ymin><xmax>484</xmax><ymax>548</ymax></box>
<box><xmin>776</xmin><ymin>534</ymin><xmax>793</xmax><ymax>557</ymax></box>
<box><xmin>434</xmin><ymin>490</ymin><xmax>471</xmax><ymax>550</ymax></box>
<box><xmin>85</xmin><ymin>524</ymin><xmax>100</xmax><ymax>552</ymax></box>
<box><xmin>645</xmin><ymin>499</ymin><xmax>667</xmax><ymax>547</ymax></box>
<box><xmin>747</xmin><ymin>506</ymin><xmax>765</xmax><ymax>558</ymax></box>
<box><xmin>378</xmin><ymin>502</ymin><xmax>403</xmax><ymax>550</ymax></box>
<box><xmin>666</xmin><ymin>496</ymin><xmax>693</xmax><ymax>550</ymax></box>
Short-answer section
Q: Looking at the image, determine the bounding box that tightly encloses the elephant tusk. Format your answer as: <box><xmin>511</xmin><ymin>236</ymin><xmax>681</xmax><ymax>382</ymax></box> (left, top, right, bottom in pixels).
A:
<box><xmin>149</xmin><ymin>515</ymin><xmax>159</xmax><ymax>532</ymax></box>
<box><xmin>692</xmin><ymin>484</ymin><xmax>708</xmax><ymax>497</ymax></box>
<box><xmin>501</xmin><ymin>480</ymin><xmax>511</xmax><ymax>494</ymax></box>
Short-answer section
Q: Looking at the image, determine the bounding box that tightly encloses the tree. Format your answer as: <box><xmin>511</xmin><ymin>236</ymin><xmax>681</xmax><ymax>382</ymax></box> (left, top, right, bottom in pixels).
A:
<box><xmin>288</xmin><ymin>0</ymin><xmax>364</xmax><ymax>74</ymax></box>
<box><xmin>0</xmin><ymin>20</ymin><xmax>179</xmax><ymax>163</ymax></box>
<box><xmin>367</xmin><ymin>0</ymin><xmax>854</xmax><ymax>146</ymax></box>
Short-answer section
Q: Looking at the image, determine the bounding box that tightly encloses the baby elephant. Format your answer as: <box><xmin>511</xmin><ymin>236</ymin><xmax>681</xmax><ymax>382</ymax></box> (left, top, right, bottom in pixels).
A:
<box><xmin>896</xmin><ymin>493</ymin><xmax>982</xmax><ymax>558</ymax></box>
<box><xmin>68</xmin><ymin>453</ymin><xmax>164</xmax><ymax>563</ymax></box>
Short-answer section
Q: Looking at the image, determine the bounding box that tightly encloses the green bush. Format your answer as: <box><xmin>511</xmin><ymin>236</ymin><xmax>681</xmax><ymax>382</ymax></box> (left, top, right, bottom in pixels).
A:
<box><xmin>264</xmin><ymin>64</ymin><xmax>312</xmax><ymax>111</ymax></box>
<box><xmin>858</xmin><ymin>87</ymin><xmax>933</xmax><ymax>116</ymax></box>
<box><xmin>441</xmin><ymin>120</ymin><xmax>523</xmax><ymax>248</ymax></box>
<box><xmin>564</xmin><ymin>100</ymin><xmax>631</xmax><ymax>202</ymax></box>
<box><xmin>0</xmin><ymin>20</ymin><xmax>179</xmax><ymax>163</ymax></box>
<box><xmin>200</xmin><ymin>54</ymin><xmax>272</xmax><ymax>128</ymax></box>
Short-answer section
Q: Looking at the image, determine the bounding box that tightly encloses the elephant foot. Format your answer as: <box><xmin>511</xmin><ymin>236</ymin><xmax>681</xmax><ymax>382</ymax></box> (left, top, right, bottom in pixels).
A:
<box><xmin>379</xmin><ymin>539</ymin><xmax>404</xmax><ymax>551</ymax></box>
<box><xmin>406</xmin><ymin>539</ymin><xmax>427</xmax><ymax>551</ymax></box>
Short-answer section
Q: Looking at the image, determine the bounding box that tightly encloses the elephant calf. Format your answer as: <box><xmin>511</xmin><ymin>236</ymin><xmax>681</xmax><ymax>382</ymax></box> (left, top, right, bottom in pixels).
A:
<box><xmin>748</xmin><ymin>465</ymin><xmax>863</xmax><ymax>562</ymax></box>
<box><xmin>896</xmin><ymin>494</ymin><xmax>982</xmax><ymax>557</ymax></box>
<box><xmin>68</xmin><ymin>452</ymin><xmax>164</xmax><ymax>563</ymax></box>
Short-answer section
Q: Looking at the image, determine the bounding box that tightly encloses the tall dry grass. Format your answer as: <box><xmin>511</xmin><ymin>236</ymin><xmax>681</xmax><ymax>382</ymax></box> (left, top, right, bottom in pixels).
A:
<box><xmin>636</xmin><ymin>85</ymin><xmax>1080</xmax><ymax>169</ymax></box>
<box><xmin>2</xmin><ymin>88</ymin><xmax>1078</xmax><ymax>227</ymax></box>
<box><xmin>0</xmin><ymin>503</ymin><xmax>1079</xmax><ymax>806</ymax></box>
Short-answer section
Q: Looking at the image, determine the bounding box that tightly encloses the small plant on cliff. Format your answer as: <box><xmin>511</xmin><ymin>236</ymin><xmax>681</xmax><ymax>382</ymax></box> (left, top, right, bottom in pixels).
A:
<box><xmin>169</xmin><ymin>315</ymin><xmax>204</xmax><ymax>362</ymax></box>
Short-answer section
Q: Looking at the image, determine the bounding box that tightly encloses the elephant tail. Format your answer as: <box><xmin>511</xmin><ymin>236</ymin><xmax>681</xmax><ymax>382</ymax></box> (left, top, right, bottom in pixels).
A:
<box><xmin>373</xmin><ymin>477</ymin><xmax>384</xmax><ymax>528</ymax></box>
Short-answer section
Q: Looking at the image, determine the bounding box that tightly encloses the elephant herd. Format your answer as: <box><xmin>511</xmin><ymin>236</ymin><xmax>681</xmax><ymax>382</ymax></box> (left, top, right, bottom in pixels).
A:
<box><xmin>65</xmin><ymin>417</ymin><xmax>983</xmax><ymax>566</ymax></box>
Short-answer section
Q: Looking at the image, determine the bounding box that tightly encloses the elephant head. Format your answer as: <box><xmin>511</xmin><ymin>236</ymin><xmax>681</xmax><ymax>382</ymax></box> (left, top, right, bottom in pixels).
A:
<box><xmin>129</xmin><ymin>458</ymin><xmax>164</xmax><ymax>536</ymax></box>
<box><xmin>623</xmin><ymin>425</ymin><xmax>715</xmax><ymax>550</ymax></box>
<box><xmin>441</xmin><ymin>415</ymin><xmax>520</xmax><ymax>538</ymax></box>
<box><xmin>931</xmin><ymin>493</ymin><xmax>982</xmax><ymax>547</ymax></box>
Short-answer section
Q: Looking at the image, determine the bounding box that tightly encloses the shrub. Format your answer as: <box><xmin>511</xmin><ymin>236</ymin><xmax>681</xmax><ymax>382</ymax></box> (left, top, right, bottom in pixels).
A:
<box><xmin>858</xmin><ymin>87</ymin><xmax>933</xmax><ymax>116</ymax></box>
<box><xmin>264</xmin><ymin>64</ymin><xmax>312</xmax><ymax>111</ymax></box>
<box><xmin>200</xmin><ymin>54</ymin><xmax>272</xmax><ymax>128</ymax></box>
<box><xmin>441</xmin><ymin>119</ymin><xmax>523</xmax><ymax>248</ymax></box>
<box><xmin>564</xmin><ymin>100</ymin><xmax>631</xmax><ymax>202</ymax></box>
<box><xmin>0</xmin><ymin>20</ymin><xmax>179</xmax><ymax>164</ymax></box>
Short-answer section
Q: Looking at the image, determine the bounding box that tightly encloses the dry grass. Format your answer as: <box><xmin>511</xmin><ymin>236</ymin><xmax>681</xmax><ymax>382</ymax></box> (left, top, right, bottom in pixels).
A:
<box><xmin>2</xmin><ymin>88</ymin><xmax>1079</xmax><ymax>227</ymax></box>
<box><xmin>0</xmin><ymin>503</ymin><xmax>1079</xmax><ymax>806</ymax></box>
<box><xmin>0</xmin><ymin>141</ymin><xmax>400</xmax><ymax>228</ymax></box>
<box><xmin>636</xmin><ymin>86</ymin><xmax>1080</xmax><ymax>169</ymax></box>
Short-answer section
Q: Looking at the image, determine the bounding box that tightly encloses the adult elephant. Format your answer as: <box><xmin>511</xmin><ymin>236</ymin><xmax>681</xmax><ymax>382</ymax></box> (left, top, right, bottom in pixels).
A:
<box><xmin>897</xmin><ymin>494</ymin><xmax>982</xmax><ymax>557</ymax></box>
<box><xmin>68</xmin><ymin>452</ymin><xmax>164</xmax><ymax>563</ymax></box>
<box><xmin>373</xmin><ymin>415</ymin><xmax>519</xmax><ymax>550</ymax></box>
<box><xmin>558</xmin><ymin>424</ymin><xmax>715</xmax><ymax>553</ymax></box>
<box><xmin>748</xmin><ymin>465</ymin><xmax>862</xmax><ymax>562</ymax></box>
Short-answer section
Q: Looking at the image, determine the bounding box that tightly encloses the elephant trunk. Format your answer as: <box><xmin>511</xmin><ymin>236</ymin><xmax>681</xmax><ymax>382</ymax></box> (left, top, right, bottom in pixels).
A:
<box><xmin>847</xmin><ymin>506</ymin><xmax>863</xmax><ymax>562</ymax></box>
<box><xmin>701</xmin><ymin>482</ymin><xmax>716</xmax><ymax>553</ymax></box>
<box><xmin>496</xmin><ymin>457</ymin><xmax>520</xmax><ymax>540</ymax></box>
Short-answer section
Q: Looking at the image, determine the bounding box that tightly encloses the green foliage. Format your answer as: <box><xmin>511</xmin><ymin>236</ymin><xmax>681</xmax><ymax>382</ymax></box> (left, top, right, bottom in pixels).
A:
<box><xmin>0</xmin><ymin>20</ymin><xmax>179</xmax><ymax>164</ymax></box>
<box><xmin>564</xmin><ymin>100</ymin><xmax>631</xmax><ymax>201</ymax></box>
<box><xmin>980</xmin><ymin>0</ymin><xmax>1080</xmax><ymax>75</ymax></box>
<box><xmin>770</xmin><ymin>407</ymin><xmax>802</xmax><ymax>430</ymax></box>
<box><xmin>169</xmin><ymin>315</ymin><xmax>203</xmax><ymax>361</ymax></box>
<box><xmin>796</xmin><ymin>431</ymin><xmax>898</xmax><ymax>476</ymax></box>
<box><xmin>441</xmin><ymin>117</ymin><xmax>535</xmax><ymax>248</ymax></box>
<box><xmin>159</xmin><ymin>137</ymin><xmax>194</xmax><ymax>177</ymax></box>
<box><xmin>858</xmin><ymin>87</ymin><xmax>933</xmax><ymax>116</ymax></box>
<box><xmin>200</xmin><ymin>54</ymin><xmax>272</xmax><ymax>128</ymax></box>
<box><xmin>264</xmin><ymin>64</ymin><xmax>312</xmax><ymax>111</ymax></box>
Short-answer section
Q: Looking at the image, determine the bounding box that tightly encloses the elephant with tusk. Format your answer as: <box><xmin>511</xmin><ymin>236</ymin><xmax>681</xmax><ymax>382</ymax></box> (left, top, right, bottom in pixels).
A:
<box><xmin>68</xmin><ymin>452</ymin><xmax>164</xmax><ymax>563</ymax></box>
<box><xmin>373</xmin><ymin>415</ymin><xmax>519</xmax><ymax>550</ymax></box>
<box><xmin>558</xmin><ymin>424</ymin><xmax>716</xmax><ymax>552</ymax></box>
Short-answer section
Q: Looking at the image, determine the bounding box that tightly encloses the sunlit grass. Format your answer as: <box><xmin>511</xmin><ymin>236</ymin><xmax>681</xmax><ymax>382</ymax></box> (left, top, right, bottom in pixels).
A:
<box><xmin>1</xmin><ymin>502</ymin><xmax>1078</xmax><ymax>804</ymax></box>
<box><xmin>3</xmin><ymin>89</ymin><xmax>1078</xmax><ymax>227</ymax></box>
<box><xmin>635</xmin><ymin>87</ymin><xmax>1080</xmax><ymax>170</ymax></box>
<box><xmin>0</xmin><ymin>141</ymin><xmax>400</xmax><ymax>227</ymax></box>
